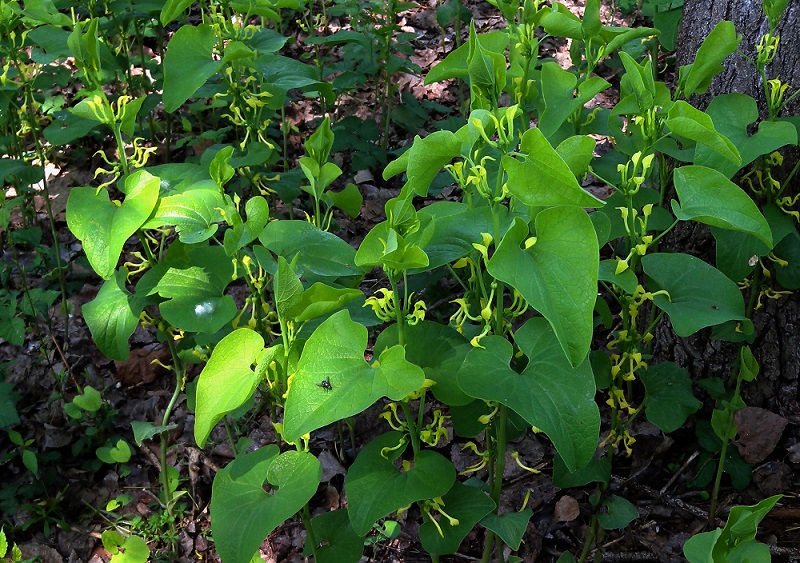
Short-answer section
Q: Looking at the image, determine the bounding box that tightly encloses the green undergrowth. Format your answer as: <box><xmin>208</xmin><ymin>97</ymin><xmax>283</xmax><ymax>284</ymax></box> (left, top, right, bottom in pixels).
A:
<box><xmin>1</xmin><ymin>0</ymin><xmax>799</xmax><ymax>561</ymax></box>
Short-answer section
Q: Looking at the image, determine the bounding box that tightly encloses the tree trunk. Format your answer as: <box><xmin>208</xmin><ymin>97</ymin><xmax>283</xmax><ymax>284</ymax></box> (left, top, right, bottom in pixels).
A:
<box><xmin>654</xmin><ymin>0</ymin><xmax>800</xmax><ymax>420</ymax></box>
<box><xmin>676</xmin><ymin>0</ymin><xmax>800</xmax><ymax>118</ymax></box>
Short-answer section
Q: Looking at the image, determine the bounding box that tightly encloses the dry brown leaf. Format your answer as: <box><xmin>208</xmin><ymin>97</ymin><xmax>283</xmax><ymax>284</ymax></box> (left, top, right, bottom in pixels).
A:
<box><xmin>733</xmin><ymin>406</ymin><xmax>788</xmax><ymax>464</ymax></box>
<box><xmin>554</xmin><ymin>495</ymin><xmax>580</xmax><ymax>522</ymax></box>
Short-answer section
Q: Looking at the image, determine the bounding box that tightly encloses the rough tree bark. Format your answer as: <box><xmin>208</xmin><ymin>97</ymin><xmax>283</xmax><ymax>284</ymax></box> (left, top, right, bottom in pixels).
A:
<box><xmin>652</xmin><ymin>0</ymin><xmax>800</xmax><ymax>419</ymax></box>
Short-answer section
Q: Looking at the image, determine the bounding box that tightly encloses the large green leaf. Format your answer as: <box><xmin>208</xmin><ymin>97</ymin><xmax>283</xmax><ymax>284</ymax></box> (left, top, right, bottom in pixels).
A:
<box><xmin>696</xmin><ymin>94</ymin><xmax>797</xmax><ymax>178</ymax></box>
<box><xmin>346</xmin><ymin>432</ymin><xmax>456</xmax><ymax>536</ymax></box>
<box><xmin>304</xmin><ymin>510</ymin><xmax>363</xmax><ymax>563</ymax></box>
<box><xmin>640</xmin><ymin>362</ymin><xmax>702</xmax><ymax>433</ymax></box>
<box><xmin>419</xmin><ymin>482</ymin><xmax>495</xmax><ymax>555</ymax></box>
<box><xmin>66</xmin><ymin>170</ymin><xmax>160</xmax><ymax>280</ymax></box>
<box><xmin>458</xmin><ymin>318</ymin><xmax>600</xmax><ymax>471</ymax></box>
<box><xmin>194</xmin><ymin>329</ymin><xmax>266</xmax><ymax>448</ymax></box>
<box><xmin>163</xmin><ymin>24</ymin><xmax>220</xmax><ymax>112</ymax></box>
<box><xmin>260</xmin><ymin>221</ymin><xmax>365</xmax><ymax>281</ymax></box>
<box><xmin>504</xmin><ymin>127</ymin><xmax>603</xmax><ymax>208</ymax></box>
<box><xmin>375</xmin><ymin>321</ymin><xmax>473</xmax><ymax>407</ymax></box>
<box><xmin>672</xmin><ymin>165</ymin><xmax>772</xmax><ymax>248</ymax></box>
<box><xmin>141</xmin><ymin>246</ymin><xmax>236</xmax><ymax>333</ymax></box>
<box><xmin>83</xmin><ymin>269</ymin><xmax>151</xmax><ymax>361</ymax></box>
<box><xmin>283</xmin><ymin>311</ymin><xmax>425</xmax><ymax>441</ymax></box>
<box><xmin>211</xmin><ymin>447</ymin><xmax>320</xmax><ymax>563</ymax></box>
<box><xmin>160</xmin><ymin>0</ymin><xmax>194</xmax><ymax>25</ymax></box>
<box><xmin>536</xmin><ymin>63</ymin><xmax>610</xmax><ymax>139</ymax></box>
<box><xmin>426</xmin><ymin>31</ymin><xmax>508</xmax><ymax>83</ymax></box>
<box><xmin>488</xmin><ymin>211</ymin><xmax>599</xmax><ymax>367</ymax></box>
<box><xmin>383</xmin><ymin>131</ymin><xmax>462</xmax><ymax>196</ymax></box>
<box><xmin>681</xmin><ymin>20</ymin><xmax>741</xmax><ymax>98</ymax></box>
<box><xmin>665</xmin><ymin>102</ymin><xmax>740</xmax><ymax>166</ymax></box>
<box><xmin>479</xmin><ymin>509</ymin><xmax>533</xmax><ymax>550</ymax></box>
<box><xmin>642</xmin><ymin>253</ymin><xmax>751</xmax><ymax>337</ymax></box>
<box><xmin>286</xmin><ymin>283</ymin><xmax>362</xmax><ymax>322</ymax></box>
<box><xmin>144</xmin><ymin>187</ymin><xmax>224</xmax><ymax>244</ymax></box>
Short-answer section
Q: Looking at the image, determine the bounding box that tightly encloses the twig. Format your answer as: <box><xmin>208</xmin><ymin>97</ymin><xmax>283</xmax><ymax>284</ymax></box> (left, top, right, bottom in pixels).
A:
<box><xmin>660</xmin><ymin>450</ymin><xmax>699</xmax><ymax>494</ymax></box>
<box><xmin>624</xmin><ymin>481</ymin><xmax>715</xmax><ymax>524</ymax></box>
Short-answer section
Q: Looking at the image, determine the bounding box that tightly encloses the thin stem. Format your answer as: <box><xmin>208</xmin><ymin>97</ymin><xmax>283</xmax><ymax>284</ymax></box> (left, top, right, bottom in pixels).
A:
<box><xmin>161</xmin><ymin>335</ymin><xmax>185</xmax><ymax>551</ymax></box>
<box><xmin>577</xmin><ymin>515</ymin><xmax>598</xmax><ymax>563</ymax></box>
<box><xmin>300</xmin><ymin>504</ymin><xmax>319</xmax><ymax>559</ymax></box>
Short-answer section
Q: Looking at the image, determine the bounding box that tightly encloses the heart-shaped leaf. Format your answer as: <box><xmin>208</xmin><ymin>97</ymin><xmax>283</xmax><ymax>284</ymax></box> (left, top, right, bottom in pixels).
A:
<box><xmin>142</xmin><ymin>246</ymin><xmax>237</xmax><ymax>333</ymax></box>
<box><xmin>488</xmin><ymin>211</ymin><xmax>599</xmax><ymax>367</ymax></box>
<box><xmin>479</xmin><ymin>509</ymin><xmax>533</xmax><ymax>550</ymax></box>
<box><xmin>194</xmin><ymin>329</ymin><xmax>267</xmax><ymax>448</ymax></box>
<box><xmin>304</xmin><ymin>510</ymin><xmax>363</xmax><ymax>563</ymax></box>
<box><xmin>83</xmin><ymin>269</ymin><xmax>152</xmax><ymax>360</ymax></box>
<box><xmin>505</xmin><ymin>127</ymin><xmax>604</xmax><ymax>208</ymax></box>
<box><xmin>642</xmin><ymin>253</ymin><xmax>751</xmax><ymax>337</ymax></box>
<box><xmin>665</xmin><ymin>101</ymin><xmax>741</xmax><ymax>166</ymax></box>
<box><xmin>696</xmin><ymin>94</ymin><xmax>797</xmax><ymax>178</ymax></box>
<box><xmin>640</xmin><ymin>362</ymin><xmax>702</xmax><ymax>433</ymax></box>
<box><xmin>375</xmin><ymin>321</ymin><xmax>473</xmax><ymax>407</ymax></box>
<box><xmin>346</xmin><ymin>432</ymin><xmax>456</xmax><ymax>536</ymax></box>
<box><xmin>212</xmin><ymin>447</ymin><xmax>321</xmax><ymax>563</ymax></box>
<box><xmin>286</xmin><ymin>283</ymin><xmax>362</xmax><ymax>322</ymax></box>
<box><xmin>144</xmin><ymin>187</ymin><xmax>224</xmax><ymax>244</ymax></box>
<box><xmin>73</xmin><ymin>385</ymin><xmax>102</xmax><ymax>412</ymax></box>
<box><xmin>672</xmin><ymin>166</ymin><xmax>772</xmax><ymax>248</ymax></box>
<box><xmin>163</xmin><ymin>24</ymin><xmax>220</xmax><ymax>112</ymax></box>
<box><xmin>131</xmin><ymin>421</ymin><xmax>179</xmax><ymax>446</ymax></box>
<box><xmin>283</xmin><ymin>311</ymin><xmax>425</xmax><ymax>442</ymax></box>
<box><xmin>597</xmin><ymin>495</ymin><xmax>638</xmax><ymax>530</ymax></box>
<box><xmin>458</xmin><ymin>319</ymin><xmax>599</xmax><ymax>471</ymax></box>
<box><xmin>419</xmin><ymin>482</ymin><xmax>495</xmax><ymax>555</ymax></box>
<box><xmin>66</xmin><ymin>170</ymin><xmax>160</xmax><ymax>279</ymax></box>
<box><xmin>260</xmin><ymin>220</ymin><xmax>364</xmax><ymax>281</ymax></box>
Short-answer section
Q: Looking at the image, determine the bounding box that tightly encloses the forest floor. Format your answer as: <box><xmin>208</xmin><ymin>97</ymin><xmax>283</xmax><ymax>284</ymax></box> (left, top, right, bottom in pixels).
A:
<box><xmin>2</xmin><ymin>0</ymin><xmax>800</xmax><ymax>562</ymax></box>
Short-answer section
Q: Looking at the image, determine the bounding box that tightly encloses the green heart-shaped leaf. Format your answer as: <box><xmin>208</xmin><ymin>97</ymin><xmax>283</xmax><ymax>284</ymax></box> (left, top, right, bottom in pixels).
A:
<box><xmin>665</xmin><ymin>101</ymin><xmax>741</xmax><ymax>166</ymax></box>
<box><xmin>212</xmin><ymin>447</ymin><xmax>321</xmax><ymax>563</ymax></box>
<box><xmin>144</xmin><ymin>187</ymin><xmax>224</xmax><ymax>244</ymax></box>
<box><xmin>597</xmin><ymin>495</ymin><xmax>638</xmax><ymax>530</ymax></box>
<box><xmin>283</xmin><ymin>311</ymin><xmax>425</xmax><ymax>442</ymax></box>
<box><xmin>505</xmin><ymin>127</ymin><xmax>603</xmax><ymax>208</ymax></box>
<box><xmin>479</xmin><ymin>509</ymin><xmax>533</xmax><ymax>550</ymax></box>
<box><xmin>83</xmin><ymin>269</ymin><xmax>153</xmax><ymax>360</ymax></box>
<box><xmin>640</xmin><ymin>362</ymin><xmax>702</xmax><ymax>433</ymax></box>
<box><xmin>375</xmin><ymin>321</ymin><xmax>473</xmax><ymax>407</ymax></box>
<box><xmin>162</xmin><ymin>24</ymin><xmax>220</xmax><ymax>112</ymax></box>
<box><xmin>194</xmin><ymin>329</ymin><xmax>267</xmax><ymax>448</ymax></box>
<box><xmin>642</xmin><ymin>253</ymin><xmax>751</xmax><ymax>337</ymax></box>
<box><xmin>672</xmin><ymin>165</ymin><xmax>772</xmax><ymax>248</ymax></box>
<box><xmin>488</xmin><ymin>210</ymin><xmax>599</xmax><ymax>367</ymax></box>
<box><xmin>457</xmin><ymin>318</ymin><xmax>599</xmax><ymax>471</ymax></box>
<box><xmin>66</xmin><ymin>170</ymin><xmax>160</xmax><ymax>279</ymax></box>
<box><xmin>419</xmin><ymin>482</ymin><xmax>495</xmax><ymax>555</ymax></box>
<box><xmin>73</xmin><ymin>385</ymin><xmax>102</xmax><ymax>412</ymax></box>
<box><xmin>304</xmin><ymin>509</ymin><xmax>364</xmax><ymax>563</ymax></box>
<box><xmin>346</xmin><ymin>432</ymin><xmax>456</xmax><ymax>536</ymax></box>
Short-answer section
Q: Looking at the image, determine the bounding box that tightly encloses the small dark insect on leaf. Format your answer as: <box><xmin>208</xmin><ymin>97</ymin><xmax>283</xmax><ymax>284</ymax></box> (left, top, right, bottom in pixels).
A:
<box><xmin>317</xmin><ymin>377</ymin><xmax>332</xmax><ymax>391</ymax></box>
<box><xmin>712</xmin><ymin>305</ymin><xmax>719</xmax><ymax>310</ymax></box>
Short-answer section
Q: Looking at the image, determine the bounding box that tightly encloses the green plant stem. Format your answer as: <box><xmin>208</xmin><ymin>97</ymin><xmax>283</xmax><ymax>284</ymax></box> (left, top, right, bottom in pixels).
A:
<box><xmin>161</xmin><ymin>336</ymin><xmax>185</xmax><ymax>551</ymax></box>
<box><xmin>708</xmin><ymin>269</ymin><xmax>763</xmax><ymax>527</ymax></box>
<box><xmin>400</xmin><ymin>400</ymin><xmax>421</xmax><ymax>456</ymax></box>
<box><xmin>113</xmin><ymin>124</ymin><xmax>130</xmax><ymax>176</ymax></box>
<box><xmin>300</xmin><ymin>504</ymin><xmax>319</xmax><ymax>559</ymax></box>
<box><xmin>480</xmin><ymin>530</ymin><xmax>496</xmax><ymax>563</ymax></box>
<box><xmin>707</xmin><ymin>373</ymin><xmax>742</xmax><ymax>529</ymax></box>
<box><xmin>578</xmin><ymin>514</ymin><xmax>598</xmax><ymax>563</ymax></box>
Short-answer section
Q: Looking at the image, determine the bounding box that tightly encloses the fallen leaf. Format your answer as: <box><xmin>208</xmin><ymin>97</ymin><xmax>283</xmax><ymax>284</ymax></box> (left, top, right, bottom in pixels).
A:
<box><xmin>554</xmin><ymin>495</ymin><xmax>580</xmax><ymax>522</ymax></box>
<box><xmin>733</xmin><ymin>407</ymin><xmax>788</xmax><ymax>464</ymax></box>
